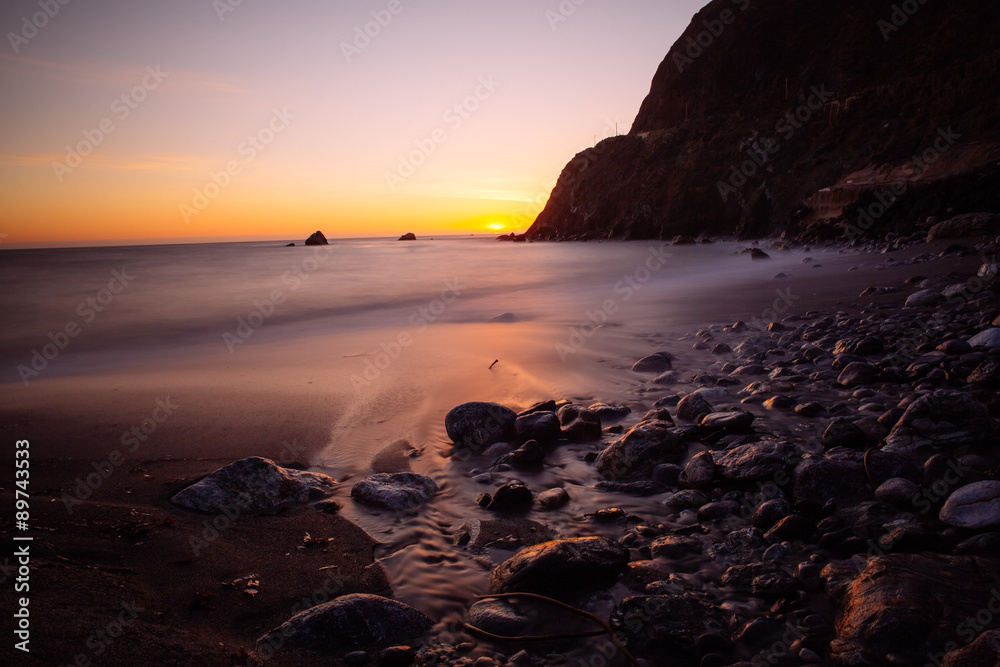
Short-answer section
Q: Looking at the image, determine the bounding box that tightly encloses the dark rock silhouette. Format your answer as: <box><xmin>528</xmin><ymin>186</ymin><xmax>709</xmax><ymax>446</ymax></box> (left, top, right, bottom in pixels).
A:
<box><xmin>398</xmin><ymin>233</ymin><xmax>417</xmax><ymax>241</ymax></box>
<box><xmin>527</xmin><ymin>1</ymin><xmax>1000</xmax><ymax>242</ymax></box>
<box><xmin>304</xmin><ymin>231</ymin><xmax>328</xmax><ymax>246</ymax></box>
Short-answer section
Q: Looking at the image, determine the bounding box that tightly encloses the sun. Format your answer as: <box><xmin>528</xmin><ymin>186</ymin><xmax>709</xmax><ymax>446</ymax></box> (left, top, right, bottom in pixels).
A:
<box><xmin>486</xmin><ymin>222</ymin><xmax>507</xmax><ymax>232</ymax></box>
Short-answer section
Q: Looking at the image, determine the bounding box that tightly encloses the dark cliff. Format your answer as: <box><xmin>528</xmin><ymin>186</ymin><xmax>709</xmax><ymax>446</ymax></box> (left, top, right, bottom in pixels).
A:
<box><xmin>527</xmin><ymin>0</ymin><xmax>1000</xmax><ymax>241</ymax></box>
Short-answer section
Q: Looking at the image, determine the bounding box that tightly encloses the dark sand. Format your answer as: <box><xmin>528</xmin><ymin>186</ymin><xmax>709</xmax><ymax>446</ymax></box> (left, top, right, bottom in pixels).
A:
<box><xmin>0</xmin><ymin>237</ymin><xmax>989</xmax><ymax>666</ymax></box>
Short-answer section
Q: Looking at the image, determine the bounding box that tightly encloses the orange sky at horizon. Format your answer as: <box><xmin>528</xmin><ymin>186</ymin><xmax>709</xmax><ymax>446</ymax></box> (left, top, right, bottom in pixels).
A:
<box><xmin>0</xmin><ymin>0</ymin><xmax>707</xmax><ymax>247</ymax></box>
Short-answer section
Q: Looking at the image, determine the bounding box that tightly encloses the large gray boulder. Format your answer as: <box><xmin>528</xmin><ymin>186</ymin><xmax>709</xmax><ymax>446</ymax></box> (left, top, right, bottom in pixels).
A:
<box><xmin>882</xmin><ymin>390</ymin><xmax>993</xmax><ymax>453</ymax></box>
<box><xmin>351</xmin><ymin>473</ymin><xmax>438</xmax><ymax>511</ymax></box>
<box><xmin>595</xmin><ymin>420</ymin><xmax>687</xmax><ymax>479</ymax></box>
<box><xmin>446</xmin><ymin>402</ymin><xmax>518</xmax><ymax>455</ymax></box>
<box><xmin>171</xmin><ymin>457</ymin><xmax>336</xmax><ymax>513</ymax></box>
<box><xmin>714</xmin><ymin>440</ymin><xmax>793</xmax><ymax>483</ymax></box>
<box><xmin>490</xmin><ymin>536</ymin><xmax>629</xmax><ymax>599</ymax></box>
<box><xmin>940</xmin><ymin>481</ymin><xmax>1000</xmax><ymax>529</ymax></box>
<box><xmin>256</xmin><ymin>594</ymin><xmax>432</xmax><ymax>653</ymax></box>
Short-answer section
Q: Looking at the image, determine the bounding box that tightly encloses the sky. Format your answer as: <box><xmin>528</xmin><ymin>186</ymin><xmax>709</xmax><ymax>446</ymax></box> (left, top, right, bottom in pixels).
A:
<box><xmin>0</xmin><ymin>0</ymin><xmax>707</xmax><ymax>246</ymax></box>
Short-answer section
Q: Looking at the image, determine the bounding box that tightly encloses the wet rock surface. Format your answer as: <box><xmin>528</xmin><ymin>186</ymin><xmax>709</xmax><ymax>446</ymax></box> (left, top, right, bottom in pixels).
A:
<box><xmin>171</xmin><ymin>456</ymin><xmax>337</xmax><ymax>513</ymax></box>
<box><xmin>489</xmin><ymin>536</ymin><xmax>629</xmax><ymax>599</ymax></box>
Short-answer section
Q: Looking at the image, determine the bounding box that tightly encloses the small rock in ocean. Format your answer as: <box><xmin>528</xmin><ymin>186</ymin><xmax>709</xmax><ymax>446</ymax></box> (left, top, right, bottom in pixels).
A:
<box><xmin>514</xmin><ymin>411</ymin><xmax>560</xmax><ymax>442</ymax></box>
<box><xmin>594</xmin><ymin>420</ymin><xmax>686</xmax><ymax>479</ymax></box>
<box><xmin>699</xmin><ymin>410</ymin><xmax>755</xmax><ymax>436</ymax></box>
<box><xmin>446</xmin><ymin>402</ymin><xmax>518</xmax><ymax>455</ymax></box>
<box><xmin>794</xmin><ymin>402</ymin><xmax>826</xmax><ymax>418</ymax></box>
<box><xmin>676</xmin><ymin>392</ymin><xmax>713</xmax><ymax>421</ymax></box>
<box><xmin>490</xmin><ymin>536</ymin><xmax>629</xmax><ymax>598</ymax></box>
<box><xmin>940</xmin><ymin>481</ymin><xmax>1000</xmax><ymax>529</ymax></box>
<box><xmin>256</xmin><ymin>594</ymin><xmax>432</xmax><ymax>653</ymax></box>
<box><xmin>641</xmin><ymin>408</ymin><xmax>675</xmax><ymax>424</ymax></box>
<box><xmin>714</xmin><ymin>440</ymin><xmax>792</xmax><ymax>483</ymax></box>
<box><xmin>536</xmin><ymin>487</ymin><xmax>570</xmax><ymax>509</ymax></box>
<box><xmin>398</xmin><ymin>232</ymin><xmax>417</xmax><ymax>241</ymax></box>
<box><xmin>171</xmin><ymin>457</ymin><xmax>337</xmax><ymax>514</ymax></box>
<box><xmin>875</xmin><ymin>478</ymin><xmax>920</xmax><ymax>508</ymax></box>
<box><xmin>763</xmin><ymin>395</ymin><xmax>796</xmax><ymax>410</ymax></box>
<box><xmin>483</xmin><ymin>480</ymin><xmax>533</xmax><ymax>513</ymax></box>
<box><xmin>495</xmin><ymin>440</ymin><xmax>546</xmax><ymax>469</ymax></box>
<box><xmin>679</xmin><ymin>451</ymin><xmax>715</xmax><ymax>489</ymax></box>
<box><xmin>304</xmin><ymin>230</ymin><xmax>329</xmax><ymax>246</ymax></box>
<box><xmin>968</xmin><ymin>328</ymin><xmax>1000</xmax><ymax>348</ymax></box>
<box><xmin>351</xmin><ymin>473</ymin><xmax>438</xmax><ymax>512</ymax></box>
<box><xmin>837</xmin><ymin>361</ymin><xmax>880</xmax><ymax>388</ymax></box>
<box><xmin>904</xmin><ymin>289</ymin><xmax>944</xmax><ymax>308</ymax></box>
<box><xmin>650</xmin><ymin>535</ymin><xmax>703</xmax><ymax>559</ymax></box>
<box><xmin>882</xmin><ymin>389</ymin><xmax>993</xmax><ymax>452</ymax></box>
<box><xmin>556</xmin><ymin>404</ymin><xmax>603</xmax><ymax>442</ymax></box>
<box><xmin>632</xmin><ymin>351</ymin><xmax>674</xmax><ymax>373</ymax></box>
<box><xmin>749</xmin><ymin>248</ymin><xmax>770</xmax><ymax>260</ymax></box>
<box><xmin>588</xmin><ymin>402</ymin><xmax>632</xmax><ymax>421</ymax></box>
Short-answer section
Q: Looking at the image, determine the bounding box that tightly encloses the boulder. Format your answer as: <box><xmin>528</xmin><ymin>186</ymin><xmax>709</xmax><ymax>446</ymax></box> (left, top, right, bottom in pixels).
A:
<box><xmin>479</xmin><ymin>480</ymin><xmax>533</xmax><ymax>513</ymax></box>
<box><xmin>257</xmin><ymin>594</ymin><xmax>432</xmax><ymax>653</ymax></box>
<box><xmin>446</xmin><ymin>402</ymin><xmax>518</xmax><ymax>455</ymax></box>
<box><xmin>632</xmin><ymin>352</ymin><xmax>673</xmax><ymax>373</ymax></box>
<box><xmin>678</xmin><ymin>451</ymin><xmax>715</xmax><ymax>489</ymax></box>
<box><xmin>490</xmin><ymin>537</ymin><xmax>629</xmax><ymax>599</ymax></box>
<box><xmin>969</xmin><ymin>328</ymin><xmax>1000</xmax><ymax>348</ymax></box>
<box><xmin>940</xmin><ymin>481</ymin><xmax>1000</xmax><ymax>529</ymax></box>
<box><xmin>650</xmin><ymin>535</ymin><xmax>703</xmax><ymax>559</ymax></box>
<box><xmin>351</xmin><ymin>473</ymin><xmax>438</xmax><ymax>511</ymax></box>
<box><xmin>171</xmin><ymin>457</ymin><xmax>336</xmax><ymax>513</ymax></box>
<box><xmin>882</xmin><ymin>390</ymin><xmax>994</xmax><ymax>453</ymax></box>
<box><xmin>699</xmin><ymin>410</ymin><xmax>755</xmax><ymax>436</ymax></box>
<box><xmin>714</xmin><ymin>440</ymin><xmax>794</xmax><ymax>483</ymax></box>
<box><xmin>905</xmin><ymin>289</ymin><xmax>944</xmax><ymax>308</ymax></box>
<box><xmin>587</xmin><ymin>403</ymin><xmax>632</xmax><ymax>421</ymax></box>
<box><xmin>830</xmin><ymin>554</ymin><xmax>1000</xmax><ymax>666</ymax></box>
<box><xmin>536</xmin><ymin>487</ymin><xmax>570</xmax><ymax>510</ymax></box>
<box><xmin>556</xmin><ymin>404</ymin><xmax>603</xmax><ymax>442</ymax></box>
<box><xmin>304</xmin><ymin>230</ymin><xmax>329</xmax><ymax>246</ymax></box>
<box><xmin>398</xmin><ymin>233</ymin><xmax>417</xmax><ymax>241</ymax></box>
<box><xmin>837</xmin><ymin>362</ymin><xmax>880</xmax><ymax>388</ymax></box>
<box><xmin>676</xmin><ymin>392</ymin><xmax>713</xmax><ymax>421</ymax></box>
<box><xmin>968</xmin><ymin>359</ymin><xmax>1000</xmax><ymax>387</ymax></box>
<box><xmin>514</xmin><ymin>411</ymin><xmax>561</xmax><ymax>443</ymax></box>
<box><xmin>594</xmin><ymin>420</ymin><xmax>687</xmax><ymax>479</ymax></box>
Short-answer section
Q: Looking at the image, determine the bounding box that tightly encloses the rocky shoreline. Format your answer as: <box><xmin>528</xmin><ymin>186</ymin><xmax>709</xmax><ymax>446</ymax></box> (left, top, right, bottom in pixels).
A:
<box><xmin>14</xmin><ymin>235</ymin><xmax>1000</xmax><ymax>667</ymax></box>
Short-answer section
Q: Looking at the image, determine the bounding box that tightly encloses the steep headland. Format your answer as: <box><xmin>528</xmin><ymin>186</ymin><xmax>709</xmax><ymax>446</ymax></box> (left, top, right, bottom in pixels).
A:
<box><xmin>527</xmin><ymin>0</ymin><xmax>1000</xmax><ymax>242</ymax></box>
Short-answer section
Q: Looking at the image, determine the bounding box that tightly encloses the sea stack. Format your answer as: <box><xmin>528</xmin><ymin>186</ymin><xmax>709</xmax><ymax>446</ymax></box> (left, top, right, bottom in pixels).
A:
<box><xmin>305</xmin><ymin>231</ymin><xmax>329</xmax><ymax>246</ymax></box>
